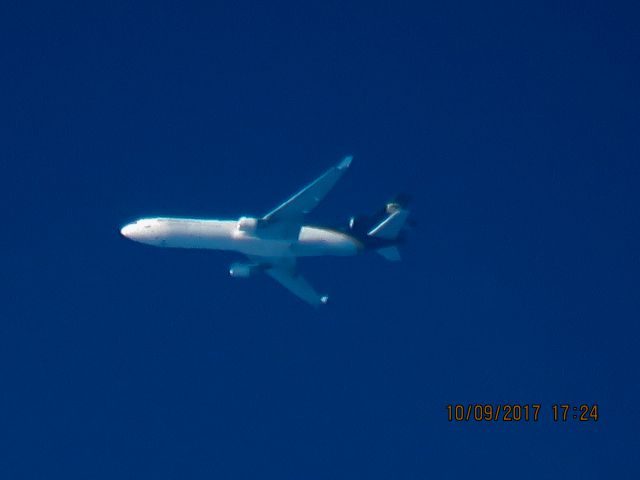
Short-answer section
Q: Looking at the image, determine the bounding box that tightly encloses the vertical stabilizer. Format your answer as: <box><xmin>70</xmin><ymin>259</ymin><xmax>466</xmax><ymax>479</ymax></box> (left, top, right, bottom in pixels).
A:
<box><xmin>367</xmin><ymin>198</ymin><xmax>411</xmax><ymax>261</ymax></box>
<box><xmin>346</xmin><ymin>194</ymin><xmax>411</xmax><ymax>262</ymax></box>
<box><xmin>368</xmin><ymin>209</ymin><xmax>410</xmax><ymax>239</ymax></box>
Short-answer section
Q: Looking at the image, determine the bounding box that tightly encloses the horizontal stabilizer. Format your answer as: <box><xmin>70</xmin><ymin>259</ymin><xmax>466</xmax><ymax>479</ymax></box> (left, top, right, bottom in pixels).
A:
<box><xmin>376</xmin><ymin>246</ymin><xmax>401</xmax><ymax>261</ymax></box>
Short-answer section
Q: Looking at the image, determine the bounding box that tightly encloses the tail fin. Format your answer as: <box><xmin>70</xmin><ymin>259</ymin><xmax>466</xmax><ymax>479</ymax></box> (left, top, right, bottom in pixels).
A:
<box><xmin>346</xmin><ymin>194</ymin><xmax>412</xmax><ymax>261</ymax></box>
<box><xmin>368</xmin><ymin>208</ymin><xmax>411</xmax><ymax>239</ymax></box>
<box><xmin>367</xmin><ymin>195</ymin><xmax>411</xmax><ymax>261</ymax></box>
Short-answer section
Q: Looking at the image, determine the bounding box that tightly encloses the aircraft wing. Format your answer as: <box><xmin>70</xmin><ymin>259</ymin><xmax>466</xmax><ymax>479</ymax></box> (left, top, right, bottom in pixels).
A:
<box><xmin>247</xmin><ymin>255</ymin><xmax>328</xmax><ymax>307</ymax></box>
<box><xmin>260</xmin><ymin>156</ymin><xmax>352</xmax><ymax>238</ymax></box>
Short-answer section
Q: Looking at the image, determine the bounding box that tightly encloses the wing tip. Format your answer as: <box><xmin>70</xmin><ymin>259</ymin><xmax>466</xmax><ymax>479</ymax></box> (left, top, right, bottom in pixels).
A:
<box><xmin>338</xmin><ymin>155</ymin><xmax>353</xmax><ymax>170</ymax></box>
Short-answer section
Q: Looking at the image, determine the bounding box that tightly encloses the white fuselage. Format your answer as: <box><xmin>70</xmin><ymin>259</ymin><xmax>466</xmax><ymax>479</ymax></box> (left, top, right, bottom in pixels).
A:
<box><xmin>120</xmin><ymin>217</ymin><xmax>361</xmax><ymax>258</ymax></box>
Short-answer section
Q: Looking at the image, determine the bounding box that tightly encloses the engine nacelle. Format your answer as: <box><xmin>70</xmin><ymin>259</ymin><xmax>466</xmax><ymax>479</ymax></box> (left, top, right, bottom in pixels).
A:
<box><xmin>229</xmin><ymin>262</ymin><xmax>253</xmax><ymax>278</ymax></box>
<box><xmin>236</xmin><ymin>216</ymin><xmax>258</xmax><ymax>234</ymax></box>
<box><xmin>385</xmin><ymin>202</ymin><xmax>401</xmax><ymax>214</ymax></box>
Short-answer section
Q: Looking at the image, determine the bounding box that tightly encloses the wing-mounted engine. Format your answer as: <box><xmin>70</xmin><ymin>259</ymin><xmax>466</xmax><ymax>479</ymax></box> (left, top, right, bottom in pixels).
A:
<box><xmin>229</xmin><ymin>262</ymin><xmax>264</xmax><ymax>278</ymax></box>
<box><xmin>236</xmin><ymin>216</ymin><xmax>258</xmax><ymax>234</ymax></box>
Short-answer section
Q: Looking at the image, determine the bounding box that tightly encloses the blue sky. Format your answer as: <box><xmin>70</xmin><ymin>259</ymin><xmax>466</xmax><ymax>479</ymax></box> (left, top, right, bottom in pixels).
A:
<box><xmin>1</xmin><ymin>1</ymin><xmax>639</xmax><ymax>478</ymax></box>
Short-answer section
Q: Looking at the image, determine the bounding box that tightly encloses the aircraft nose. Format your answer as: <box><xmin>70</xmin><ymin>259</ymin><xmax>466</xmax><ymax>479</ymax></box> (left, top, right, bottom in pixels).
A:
<box><xmin>120</xmin><ymin>224</ymin><xmax>134</xmax><ymax>238</ymax></box>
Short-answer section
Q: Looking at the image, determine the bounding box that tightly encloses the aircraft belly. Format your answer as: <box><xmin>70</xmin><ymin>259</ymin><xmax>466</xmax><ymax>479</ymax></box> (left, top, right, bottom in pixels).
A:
<box><xmin>233</xmin><ymin>236</ymin><xmax>290</xmax><ymax>256</ymax></box>
<box><xmin>160</xmin><ymin>221</ymin><xmax>236</xmax><ymax>250</ymax></box>
<box><xmin>292</xmin><ymin>227</ymin><xmax>360</xmax><ymax>257</ymax></box>
<box><xmin>165</xmin><ymin>236</ymin><xmax>229</xmax><ymax>250</ymax></box>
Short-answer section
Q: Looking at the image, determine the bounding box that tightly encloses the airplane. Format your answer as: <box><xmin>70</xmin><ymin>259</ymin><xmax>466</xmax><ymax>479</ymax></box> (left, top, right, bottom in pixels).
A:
<box><xmin>120</xmin><ymin>156</ymin><xmax>411</xmax><ymax>306</ymax></box>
